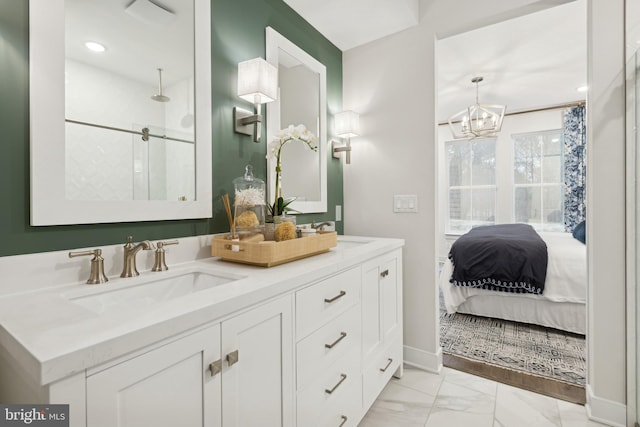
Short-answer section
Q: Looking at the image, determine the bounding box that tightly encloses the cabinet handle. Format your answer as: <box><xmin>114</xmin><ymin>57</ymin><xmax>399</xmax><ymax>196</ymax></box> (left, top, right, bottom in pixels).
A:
<box><xmin>325</xmin><ymin>373</ymin><xmax>347</xmax><ymax>394</ymax></box>
<box><xmin>380</xmin><ymin>269</ymin><xmax>389</xmax><ymax>278</ymax></box>
<box><xmin>339</xmin><ymin>415</ymin><xmax>348</xmax><ymax>427</ymax></box>
<box><xmin>325</xmin><ymin>332</ymin><xmax>347</xmax><ymax>349</ymax></box>
<box><xmin>209</xmin><ymin>359</ymin><xmax>222</xmax><ymax>377</ymax></box>
<box><xmin>379</xmin><ymin>358</ymin><xmax>393</xmax><ymax>372</ymax></box>
<box><xmin>324</xmin><ymin>290</ymin><xmax>346</xmax><ymax>303</ymax></box>
<box><xmin>226</xmin><ymin>350</ymin><xmax>239</xmax><ymax>367</ymax></box>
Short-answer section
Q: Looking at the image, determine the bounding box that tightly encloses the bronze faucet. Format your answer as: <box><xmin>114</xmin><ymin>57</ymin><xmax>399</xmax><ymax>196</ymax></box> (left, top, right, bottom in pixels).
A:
<box><xmin>68</xmin><ymin>248</ymin><xmax>108</xmax><ymax>284</ymax></box>
<box><xmin>311</xmin><ymin>221</ymin><xmax>333</xmax><ymax>231</ymax></box>
<box><xmin>120</xmin><ymin>236</ymin><xmax>155</xmax><ymax>278</ymax></box>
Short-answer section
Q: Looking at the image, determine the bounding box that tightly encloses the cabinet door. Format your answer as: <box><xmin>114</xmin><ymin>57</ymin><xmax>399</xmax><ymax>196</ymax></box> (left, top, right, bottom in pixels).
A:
<box><xmin>86</xmin><ymin>325</ymin><xmax>221</xmax><ymax>427</ymax></box>
<box><xmin>362</xmin><ymin>265</ymin><xmax>382</xmax><ymax>360</ymax></box>
<box><xmin>379</xmin><ymin>258</ymin><xmax>400</xmax><ymax>344</ymax></box>
<box><xmin>221</xmin><ymin>295</ymin><xmax>294</xmax><ymax>427</ymax></box>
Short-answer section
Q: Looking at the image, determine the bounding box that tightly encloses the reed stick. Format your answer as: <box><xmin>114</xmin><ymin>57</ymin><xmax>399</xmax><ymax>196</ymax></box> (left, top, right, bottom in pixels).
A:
<box><xmin>222</xmin><ymin>194</ymin><xmax>235</xmax><ymax>239</ymax></box>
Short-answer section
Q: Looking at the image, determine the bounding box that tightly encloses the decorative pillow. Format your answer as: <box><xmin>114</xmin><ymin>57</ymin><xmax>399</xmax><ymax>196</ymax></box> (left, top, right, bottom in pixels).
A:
<box><xmin>572</xmin><ymin>220</ymin><xmax>586</xmax><ymax>244</ymax></box>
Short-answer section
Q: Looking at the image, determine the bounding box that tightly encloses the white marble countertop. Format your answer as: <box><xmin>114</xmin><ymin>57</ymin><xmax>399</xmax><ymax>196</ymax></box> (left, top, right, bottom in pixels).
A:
<box><xmin>0</xmin><ymin>235</ymin><xmax>403</xmax><ymax>387</ymax></box>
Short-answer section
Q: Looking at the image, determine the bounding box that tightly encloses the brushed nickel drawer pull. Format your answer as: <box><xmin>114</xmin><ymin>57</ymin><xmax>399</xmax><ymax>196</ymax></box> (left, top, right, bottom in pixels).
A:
<box><xmin>325</xmin><ymin>332</ymin><xmax>347</xmax><ymax>349</ymax></box>
<box><xmin>324</xmin><ymin>290</ymin><xmax>346</xmax><ymax>303</ymax></box>
<box><xmin>209</xmin><ymin>359</ymin><xmax>222</xmax><ymax>376</ymax></box>
<box><xmin>380</xmin><ymin>358</ymin><xmax>393</xmax><ymax>372</ymax></box>
<box><xmin>380</xmin><ymin>269</ymin><xmax>389</xmax><ymax>278</ymax></box>
<box><xmin>226</xmin><ymin>350</ymin><xmax>239</xmax><ymax>367</ymax></box>
<box><xmin>339</xmin><ymin>415</ymin><xmax>348</xmax><ymax>427</ymax></box>
<box><xmin>325</xmin><ymin>373</ymin><xmax>347</xmax><ymax>394</ymax></box>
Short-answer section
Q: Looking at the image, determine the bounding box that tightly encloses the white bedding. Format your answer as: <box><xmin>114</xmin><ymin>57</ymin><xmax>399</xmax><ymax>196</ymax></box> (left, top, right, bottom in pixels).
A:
<box><xmin>440</xmin><ymin>231</ymin><xmax>587</xmax><ymax>333</ymax></box>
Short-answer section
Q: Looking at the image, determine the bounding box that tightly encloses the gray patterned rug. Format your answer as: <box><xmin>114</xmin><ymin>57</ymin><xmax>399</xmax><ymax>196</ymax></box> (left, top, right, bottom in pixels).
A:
<box><xmin>439</xmin><ymin>302</ymin><xmax>586</xmax><ymax>387</ymax></box>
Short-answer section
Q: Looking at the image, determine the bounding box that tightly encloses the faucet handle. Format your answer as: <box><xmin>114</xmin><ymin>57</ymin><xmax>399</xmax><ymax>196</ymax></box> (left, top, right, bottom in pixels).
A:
<box><xmin>69</xmin><ymin>249</ymin><xmax>109</xmax><ymax>285</ymax></box>
<box><xmin>152</xmin><ymin>240</ymin><xmax>179</xmax><ymax>272</ymax></box>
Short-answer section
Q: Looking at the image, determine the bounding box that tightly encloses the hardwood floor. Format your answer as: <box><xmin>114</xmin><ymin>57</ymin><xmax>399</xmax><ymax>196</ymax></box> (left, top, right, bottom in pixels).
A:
<box><xmin>443</xmin><ymin>353</ymin><xmax>586</xmax><ymax>405</ymax></box>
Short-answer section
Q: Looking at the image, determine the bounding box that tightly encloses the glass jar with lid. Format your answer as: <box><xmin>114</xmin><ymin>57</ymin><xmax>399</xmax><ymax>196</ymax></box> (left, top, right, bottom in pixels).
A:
<box><xmin>233</xmin><ymin>165</ymin><xmax>266</xmax><ymax>236</ymax></box>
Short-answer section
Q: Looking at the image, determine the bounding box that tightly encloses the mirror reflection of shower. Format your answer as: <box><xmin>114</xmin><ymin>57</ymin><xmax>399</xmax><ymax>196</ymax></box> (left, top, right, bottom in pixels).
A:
<box><xmin>151</xmin><ymin>68</ymin><xmax>170</xmax><ymax>102</ymax></box>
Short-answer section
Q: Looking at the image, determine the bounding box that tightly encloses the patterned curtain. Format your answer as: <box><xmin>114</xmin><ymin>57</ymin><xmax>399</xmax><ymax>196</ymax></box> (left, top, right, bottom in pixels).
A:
<box><xmin>562</xmin><ymin>105</ymin><xmax>586</xmax><ymax>231</ymax></box>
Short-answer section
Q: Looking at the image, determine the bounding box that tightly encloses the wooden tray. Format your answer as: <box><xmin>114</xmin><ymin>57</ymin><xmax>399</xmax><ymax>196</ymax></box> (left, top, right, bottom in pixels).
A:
<box><xmin>211</xmin><ymin>231</ymin><xmax>338</xmax><ymax>267</ymax></box>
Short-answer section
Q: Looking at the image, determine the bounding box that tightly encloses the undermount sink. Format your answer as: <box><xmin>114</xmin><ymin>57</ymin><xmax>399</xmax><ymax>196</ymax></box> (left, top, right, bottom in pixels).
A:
<box><xmin>66</xmin><ymin>270</ymin><xmax>243</xmax><ymax>314</ymax></box>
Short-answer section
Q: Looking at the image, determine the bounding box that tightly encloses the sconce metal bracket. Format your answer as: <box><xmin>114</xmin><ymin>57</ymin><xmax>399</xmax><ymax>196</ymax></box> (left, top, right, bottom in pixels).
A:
<box><xmin>332</xmin><ymin>139</ymin><xmax>352</xmax><ymax>164</ymax></box>
<box><xmin>234</xmin><ymin>106</ymin><xmax>262</xmax><ymax>142</ymax></box>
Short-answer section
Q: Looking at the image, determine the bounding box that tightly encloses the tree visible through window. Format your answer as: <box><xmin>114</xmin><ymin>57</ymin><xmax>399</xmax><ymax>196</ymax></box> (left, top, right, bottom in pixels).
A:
<box><xmin>446</xmin><ymin>138</ymin><xmax>496</xmax><ymax>233</ymax></box>
<box><xmin>513</xmin><ymin>130</ymin><xmax>564</xmax><ymax>231</ymax></box>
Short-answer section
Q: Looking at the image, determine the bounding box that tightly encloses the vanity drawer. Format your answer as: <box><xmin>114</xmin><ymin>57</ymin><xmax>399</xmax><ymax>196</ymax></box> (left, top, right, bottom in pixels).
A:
<box><xmin>296</xmin><ymin>267</ymin><xmax>361</xmax><ymax>340</ymax></box>
<box><xmin>296</xmin><ymin>304</ymin><xmax>361</xmax><ymax>390</ymax></box>
<box><xmin>297</xmin><ymin>352</ymin><xmax>362</xmax><ymax>427</ymax></box>
<box><xmin>362</xmin><ymin>336</ymin><xmax>402</xmax><ymax>410</ymax></box>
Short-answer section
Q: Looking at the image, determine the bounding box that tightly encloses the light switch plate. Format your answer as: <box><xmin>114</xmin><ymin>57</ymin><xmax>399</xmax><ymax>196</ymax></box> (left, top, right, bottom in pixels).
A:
<box><xmin>393</xmin><ymin>195</ymin><xmax>418</xmax><ymax>213</ymax></box>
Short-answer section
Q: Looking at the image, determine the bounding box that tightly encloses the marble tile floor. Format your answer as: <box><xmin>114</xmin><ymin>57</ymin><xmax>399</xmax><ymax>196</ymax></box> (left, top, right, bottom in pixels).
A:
<box><xmin>359</xmin><ymin>366</ymin><xmax>607</xmax><ymax>427</ymax></box>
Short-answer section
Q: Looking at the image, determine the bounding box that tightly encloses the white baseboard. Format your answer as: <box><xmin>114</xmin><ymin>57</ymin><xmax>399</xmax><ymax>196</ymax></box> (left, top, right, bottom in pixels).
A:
<box><xmin>403</xmin><ymin>344</ymin><xmax>442</xmax><ymax>374</ymax></box>
<box><xmin>586</xmin><ymin>384</ymin><xmax>627</xmax><ymax>427</ymax></box>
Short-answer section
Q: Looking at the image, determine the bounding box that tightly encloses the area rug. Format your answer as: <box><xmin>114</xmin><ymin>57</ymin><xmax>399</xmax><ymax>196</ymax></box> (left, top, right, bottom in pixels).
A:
<box><xmin>439</xmin><ymin>302</ymin><xmax>586</xmax><ymax>388</ymax></box>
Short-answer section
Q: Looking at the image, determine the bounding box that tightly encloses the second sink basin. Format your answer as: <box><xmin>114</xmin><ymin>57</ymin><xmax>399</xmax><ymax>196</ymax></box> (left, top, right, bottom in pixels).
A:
<box><xmin>66</xmin><ymin>270</ymin><xmax>242</xmax><ymax>314</ymax></box>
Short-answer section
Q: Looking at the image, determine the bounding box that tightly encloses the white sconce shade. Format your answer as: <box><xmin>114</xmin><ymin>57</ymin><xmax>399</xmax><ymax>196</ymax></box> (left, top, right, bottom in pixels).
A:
<box><xmin>237</xmin><ymin>58</ymin><xmax>278</xmax><ymax>104</ymax></box>
<box><xmin>234</xmin><ymin>57</ymin><xmax>278</xmax><ymax>143</ymax></box>
<box><xmin>335</xmin><ymin>110</ymin><xmax>360</xmax><ymax>137</ymax></box>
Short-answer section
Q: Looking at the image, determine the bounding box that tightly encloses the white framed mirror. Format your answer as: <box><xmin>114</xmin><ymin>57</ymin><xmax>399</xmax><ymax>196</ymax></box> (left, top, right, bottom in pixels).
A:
<box><xmin>29</xmin><ymin>0</ymin><xmax>212</xmax><ymax>225</ymax></box>
<box><xmin>266</xmin><ymin>27</ymin><xmax>327</xmax><ymax>214</ymax></box>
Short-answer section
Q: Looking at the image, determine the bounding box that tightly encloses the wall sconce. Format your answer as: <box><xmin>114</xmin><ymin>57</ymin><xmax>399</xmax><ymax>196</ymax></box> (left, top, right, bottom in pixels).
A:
<box><xmin>332</xmin><ymin>110</ymin><xmax>360</xmax><ymax>164</ymax></box>
<box><xmin>234</xmin><ymin>57</ymin><xmax>278</xmax><ymax>143</ymax></box>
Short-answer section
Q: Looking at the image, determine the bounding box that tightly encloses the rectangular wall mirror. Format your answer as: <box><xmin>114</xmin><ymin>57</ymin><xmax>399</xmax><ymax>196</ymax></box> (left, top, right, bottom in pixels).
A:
<box><xmin>266</xmin><ymin>27</ymin><xmax>327</xmax><ymax>214</ymax></box>
<box><xmin>29</xmin><ymin>0</ymin><xmax>212</xmax><ymax>225</ymax></box>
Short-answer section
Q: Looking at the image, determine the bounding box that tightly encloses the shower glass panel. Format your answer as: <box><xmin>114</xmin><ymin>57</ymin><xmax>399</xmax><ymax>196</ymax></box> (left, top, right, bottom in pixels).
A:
<box><xmin>65</xmin><ymin>123</ymin><xmax>194</xmax><ymax>201</ymax></box>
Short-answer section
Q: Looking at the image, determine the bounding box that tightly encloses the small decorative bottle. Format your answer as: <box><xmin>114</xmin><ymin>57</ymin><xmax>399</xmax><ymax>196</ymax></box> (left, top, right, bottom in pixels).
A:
<box><xmin>233</xmin><ymin>165</ymin><xmax>266</xmax><ymax>236</ymax></box>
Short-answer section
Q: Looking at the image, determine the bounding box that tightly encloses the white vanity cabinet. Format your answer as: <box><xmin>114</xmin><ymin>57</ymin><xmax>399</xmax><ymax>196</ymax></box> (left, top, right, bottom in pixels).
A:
<box><xmin>295</xmin><ymin>267</ymin><xmax>363</xmax><ymax>427</ymax></box>
<box><xmin>86</xmin><ymin>324</ymin><xmax>221</xmax><ymax>427</ymax></box>
<box><xmin>0</xmin><ymin>237</ymin><xmax>404</xmax><ymax>427</ymax></box>
<box><xmin>361</xmin><ymin>249</ymin><xmax>403</xmax><ymax>410</ymax></box>
<box><xmin>85</xmin><ymin>295</ymin><xmax>293</xmax><ymax>427</ymax></box>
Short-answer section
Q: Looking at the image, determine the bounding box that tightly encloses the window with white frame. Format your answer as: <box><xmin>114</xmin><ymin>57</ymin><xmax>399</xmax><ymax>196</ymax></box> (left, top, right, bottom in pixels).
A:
<box><xmin>513</xmin><ymin>129</ymin><xmax>564</xmax><ymax>231</ymax></box>
<box><xmin>446</xmin><ymin>138</ymin><xmax>497</xmax><ymax>233</ymax></box>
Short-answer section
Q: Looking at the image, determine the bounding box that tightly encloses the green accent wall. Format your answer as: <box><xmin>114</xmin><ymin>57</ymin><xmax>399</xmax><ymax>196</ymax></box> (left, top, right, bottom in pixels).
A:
<box><xmin>0</xmin><ymin>0</ymin><xmax>343</xmax><ymax>257</ymax></box>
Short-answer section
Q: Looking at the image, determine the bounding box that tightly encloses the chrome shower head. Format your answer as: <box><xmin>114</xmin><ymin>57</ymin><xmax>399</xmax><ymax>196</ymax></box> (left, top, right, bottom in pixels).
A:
<box><xmin>151</xmin><ymin>68</ymin><xmax>170</xmax><ymax>102</ymax></box>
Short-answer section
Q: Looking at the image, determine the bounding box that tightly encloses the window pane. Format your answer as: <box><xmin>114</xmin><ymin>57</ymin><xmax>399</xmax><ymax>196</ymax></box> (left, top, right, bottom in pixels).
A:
<box><xmin>471</xmin><ymin>188</ymin><xmax>495</xmax><ymax>224</ymax></box>
<box><xmin>471</xmin><ymin>139</ymin><xmax>496</xmax><ymax>185</ymax></box>
<box><xmin>514</xmin><ymin>187</ymin><xmax>541</xmax><ymax>223</ymax></box>
<box><xmin>447</xmin><ymin>142</ymin><xmax>470</xmax><ymax>186</ymax></box>
<box><xmin>448</xmin><ymin>188</ymin><xmax>495</xmax><ymax>232</ymax></box>
<box><xmin>543</xmin><ymin>134</ymin><xmax>563</xmax><ymax>184</ymax></box>
<box><xmin>449</xmin><ymin>188</ymin><xmax>468</xmax><ymax>221</ymax></box>
<box><xmin>514</xmin><ymin>137</ymin><xmax>541</xmax><ymax>184</ymax></box>
<box><xmin>543</xmin><ymin>186</ymin><xmax>564</xmax><ymax>224</ymax></box>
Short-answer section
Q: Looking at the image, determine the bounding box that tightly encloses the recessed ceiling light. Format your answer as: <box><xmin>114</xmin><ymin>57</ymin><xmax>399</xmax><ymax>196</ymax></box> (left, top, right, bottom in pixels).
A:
<box><xmin>84</xmin><ymin>41</ymin><xmax>106</xmax><ymax>53</ymax></box>
<box><xmin>577</xmin><ymin>85</ymin><xmax>588</xmax><ymax>92</ymax></box>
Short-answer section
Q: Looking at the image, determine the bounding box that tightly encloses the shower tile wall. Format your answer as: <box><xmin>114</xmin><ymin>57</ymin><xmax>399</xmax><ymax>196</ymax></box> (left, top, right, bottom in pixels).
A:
<box><xmin>65</xmin><ymin>60</ymin><xmax>194</xmax><ymax>201</ymax></box>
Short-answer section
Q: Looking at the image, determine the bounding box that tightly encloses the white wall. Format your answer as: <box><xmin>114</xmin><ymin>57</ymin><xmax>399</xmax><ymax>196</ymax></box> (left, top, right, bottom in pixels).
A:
<box><xmin>343</xmin><ymin>0</ymin><xmax>627</xmax><ymax>425</ymax></box>
<box><xmin>586</xmin><ymin>0</ymin><xmax>627</xmax><ymax>425</ymax></box>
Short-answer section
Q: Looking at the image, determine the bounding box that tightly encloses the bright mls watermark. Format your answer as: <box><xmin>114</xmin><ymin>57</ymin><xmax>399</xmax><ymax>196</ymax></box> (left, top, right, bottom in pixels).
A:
<box><xmin>0</xmin><ymin>405</ymin><xmax>68</xmax><ymax>426</ymax></box>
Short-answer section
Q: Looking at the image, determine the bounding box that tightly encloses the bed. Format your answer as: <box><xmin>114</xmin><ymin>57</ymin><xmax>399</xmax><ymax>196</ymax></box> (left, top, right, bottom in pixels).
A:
<box><xmin>439</xmin><ymin>224</ymin><xmax>587</xmax><ymax>335</ymax></box>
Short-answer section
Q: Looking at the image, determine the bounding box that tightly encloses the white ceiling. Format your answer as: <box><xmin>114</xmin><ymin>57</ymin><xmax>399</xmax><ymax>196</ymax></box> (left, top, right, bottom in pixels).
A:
<box><xmin>283</xmin><ymin>0</ymin><xmax>420</xmax><ymax>51</ymax></box>
<box><xmin>437</xmin><ymin>1</ymin><xmax>587</xmax><ymax>122</ymax></box>
<box><xmin>285</xmin><ymin>0</ymin><xmax>587</xmax><ymax>122</ymax></box>
<box><xmin>66</xmin><ymin>0</ymin><xmax>193</xmax><ymax>87</ymax></box>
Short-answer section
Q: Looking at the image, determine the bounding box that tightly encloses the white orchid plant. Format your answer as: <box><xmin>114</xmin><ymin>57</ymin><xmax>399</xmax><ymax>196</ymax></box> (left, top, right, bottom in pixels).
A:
<box><xmin>266</xmin><ymin>124</ymin><xmax>317</xmax><ymax>216</ymax></box>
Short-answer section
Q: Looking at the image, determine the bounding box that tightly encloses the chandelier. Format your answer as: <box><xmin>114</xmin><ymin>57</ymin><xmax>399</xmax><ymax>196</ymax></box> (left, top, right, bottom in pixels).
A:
<box><xmin>448</xmin><ymin>76</ymin><xmax>506</xmax><ymax>139</ymax></box>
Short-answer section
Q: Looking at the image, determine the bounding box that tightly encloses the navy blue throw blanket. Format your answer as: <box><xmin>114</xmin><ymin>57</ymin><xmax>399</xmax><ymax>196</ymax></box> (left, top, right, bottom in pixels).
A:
<box><xmin>448</xmin><ymin>224</ymin><xmax>548</xmax><ymax>295</ymax></box>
